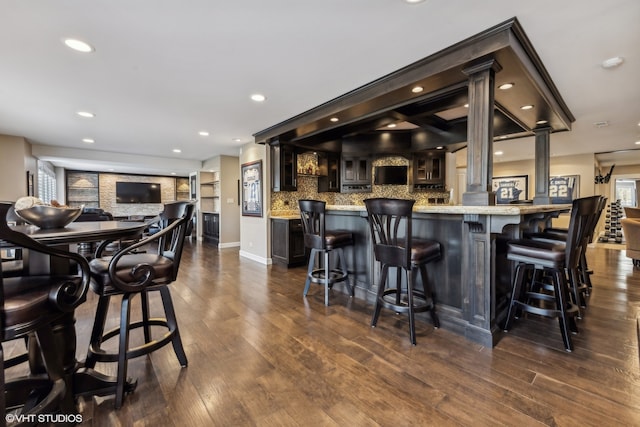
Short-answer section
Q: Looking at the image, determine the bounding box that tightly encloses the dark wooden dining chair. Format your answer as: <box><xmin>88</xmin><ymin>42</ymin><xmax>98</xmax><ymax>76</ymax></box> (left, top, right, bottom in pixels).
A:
<box><xmin>0</xmin><ymin>202</ymin><xmax>91</xmax><ymax>421</ymax></box>
<box><xmin>298</xmin><ymin>200</ymin><xmax>354</xmax><ymax>306</ymax></box>
<box><xmin>84</xmin><ymin>201</ymin><xmax>195</xmax><ymax>408</ymax></box>
<box><xmin>364</xmin><ymin>198</ymin><xmax>441</xmax><ymax>345</ymax></box>
<box><xmin>503</xmin><ymin>195</ymin><xmax>600</xmax><ymax>352</ymax></box>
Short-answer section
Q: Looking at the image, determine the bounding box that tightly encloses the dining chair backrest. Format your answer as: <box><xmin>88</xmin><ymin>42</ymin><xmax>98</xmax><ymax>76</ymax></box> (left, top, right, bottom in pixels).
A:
<box><xmin>299</xmin><ymin>199</ymin><xmax>327</xmax><ymax>250</ymax></box>
<box><xmin>564</xmin><ymin>196</ymin><xmax>601</xmax><ymax>270</ymax></box>
<box><xmin>364</xmin><ymin>198</ymin><xmax>415</xmax><ymax>270</ymax></box>
<box><xmin>157</xmin><ymin>201</ymin><xmax>195</xmax><ymax>280</ymax></box>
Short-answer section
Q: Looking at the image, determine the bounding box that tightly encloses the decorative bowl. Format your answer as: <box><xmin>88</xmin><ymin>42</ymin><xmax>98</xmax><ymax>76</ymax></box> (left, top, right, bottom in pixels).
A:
<box><xmin>15</xmin><ymin>205</ymin><xmax>83</xmax><ymax>229</ymax></box>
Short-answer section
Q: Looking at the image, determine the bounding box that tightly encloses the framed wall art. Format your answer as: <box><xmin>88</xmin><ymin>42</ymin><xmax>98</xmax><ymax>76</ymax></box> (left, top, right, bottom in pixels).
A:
<box><xmin>241</xmin><ymin>160</ymin><xmax>263</xmax><ymax>217</ymax></box>
<box><xmin>491</xmin><ymin>175</ymin><xmax>528</xmax><ymax>204</ymax></box>
<box><xmin>549</xmin><ymin>175</ymin><xmax>579</xmax><ymax>204</ymax></box>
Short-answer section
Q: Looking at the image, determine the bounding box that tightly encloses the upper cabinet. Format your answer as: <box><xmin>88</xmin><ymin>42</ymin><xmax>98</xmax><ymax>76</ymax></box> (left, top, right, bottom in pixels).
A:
<box><xmin>271</xmin><ymin>144</ymin><xmax>297</xmax><ymax>192</ymax></box>
<box><xmin>317</xmin><ymin>152</ymin><xmax>340</xmax><ymax>193</ymax></box>
<box><xmin>341</xmin><ymin>156</ymin><xmax>371</xmax><ymax>193</ymax></box>
<box><xmin>412</xmin><ymin>151</ymin><xmax>445</xmax><ymax>190</ymax></box>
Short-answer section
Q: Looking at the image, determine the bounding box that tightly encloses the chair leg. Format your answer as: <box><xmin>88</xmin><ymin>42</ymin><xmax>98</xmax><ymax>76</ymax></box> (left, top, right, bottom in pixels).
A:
<box><xmin>552</xmin><ymin>269</ymin><xmax>576</xmax><ymax>352</ymax></box>
<box><xmin>85</xmin><ymin>295</ymin><xmax>111</xmax><ymax>369</ymax></box>
<box><xmin>115</xmin><ymin>294</ymin><xmax>133</xmax><ymax>409</ymax></box>
<box><xmin>141</xmin><ymin>290</ymin><xmax>152</xmax><ymax>343</ymax></box>
<box><xmin>407</xmin><ymin>267</ymin><xmax>417</xmax><ymax>345</ymax></box>
<box><xmin>303</xmin><ymin>248</ymin><xmax>318</xmax><ymax>297</ymax></box>
<box><xmin>419</xmin><ymin>264</ymin><xmax>439</xmax><ymax>328</ymax></box>
<box><xmin>504</xmin><ymin>263</ymin><xmax>528</xmax><ymax>331</ymax></box>
<box><xmin>324</xmin><ymin>249</ymin><xmax>330</xmax><ymax>306</ymax></box>
<box><xmin>159</xmin><ymin>286</ymin><xmax>188</xmax><ymax>367</ymax></box>
<box><xmin>371</xmin><ymin>264</ymin><xmax>388</xmax><ymax>327</ymax></box>
<box><xmin>336</xmin><ymin>248</ymin><xmax>353</xmax><ymax>297</ymax></box>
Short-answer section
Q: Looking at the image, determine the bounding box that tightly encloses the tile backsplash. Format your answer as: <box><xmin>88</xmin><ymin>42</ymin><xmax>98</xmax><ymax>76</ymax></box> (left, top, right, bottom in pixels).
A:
<box><xmin>271</xmin><ymin>153</ymin><xmax>449</xmax><ymax>212</ymax></box>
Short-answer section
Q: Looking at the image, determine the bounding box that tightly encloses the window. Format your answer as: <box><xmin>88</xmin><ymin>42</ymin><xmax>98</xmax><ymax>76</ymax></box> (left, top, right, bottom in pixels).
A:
<box><xmin>37</xmin><ymin>161</ymin><xmax>57</xmax><ymax>203</ymax></box>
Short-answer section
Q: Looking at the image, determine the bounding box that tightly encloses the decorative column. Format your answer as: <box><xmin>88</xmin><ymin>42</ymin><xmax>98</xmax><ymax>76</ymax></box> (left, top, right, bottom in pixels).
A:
<box><xmin>533</xmin><ymin>126</ymin><xmax>552</xmax><ymax>205</ymax></box>
<box><xmin>462</xmin><ymin>58</ymin><xmax>501</xmax><ymax>206</ymax></box>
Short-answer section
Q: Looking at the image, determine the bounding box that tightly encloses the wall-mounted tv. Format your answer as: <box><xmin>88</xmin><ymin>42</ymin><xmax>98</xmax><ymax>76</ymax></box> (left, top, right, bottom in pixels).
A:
<box><xmin>374</xmin><ymin>165</ymin><xmax>408</xmax><ymax>185</ymax></box>
<box><xmin>116</xmin><ymin>182</ymin><xmax>162</xmax><ymax>203</ymax></box>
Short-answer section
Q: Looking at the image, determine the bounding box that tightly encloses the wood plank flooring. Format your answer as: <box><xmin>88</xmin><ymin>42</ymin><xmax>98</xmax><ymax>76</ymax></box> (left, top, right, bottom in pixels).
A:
<box><xmin>8</xmin><ymin>241</ymin><xmax>640</xmax><ymax>426</ymax></box>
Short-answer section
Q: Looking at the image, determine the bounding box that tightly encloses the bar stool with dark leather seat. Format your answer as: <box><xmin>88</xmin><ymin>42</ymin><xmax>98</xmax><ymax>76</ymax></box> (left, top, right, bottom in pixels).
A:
<box><xmin>503</xmin><ymin>196</ymin><xmax>600</xmax><ymax>352</ymax></box>
<box><xmin>364</xmin><ymin>198</ymin><xmax>441</xmax><ymax>345</ymax></box>
<box><xmin>298</xmin><ymin>200</ymin><xmax>354</xmax><ymax>306</ymax></box>
<box><xmin>1</xmin><ymin>202</ymin><xmax>90</xmax><ymax>420</ymax></box>
<box><xmin>84</xmin><ymin>201</ymin><xmax>195</xmax><ymax>408</ymax></box>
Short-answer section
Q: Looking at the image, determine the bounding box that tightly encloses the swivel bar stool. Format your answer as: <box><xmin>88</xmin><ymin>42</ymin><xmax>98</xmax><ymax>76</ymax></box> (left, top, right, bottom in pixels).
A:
<box><xmin>364</xmin><ymin>198</ymin><xmax>441</xmax><ymax>345</ymax></box>
<box><xmin>298</xmin><ymin>200</ymin><xmax>354</xmax><ymax>306</ymax></box>
<box><xmin>504</xmin><ymin>196</ymin><xmax>600</xmax><ymax>352</ymax></box>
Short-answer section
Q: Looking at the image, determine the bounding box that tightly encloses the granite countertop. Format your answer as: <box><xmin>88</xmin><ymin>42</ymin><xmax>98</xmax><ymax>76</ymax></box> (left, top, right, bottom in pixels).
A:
<box><xmin>270</xmin><ymin>203</ymin><xmax>571</xmax><ymax>219</ymax></box>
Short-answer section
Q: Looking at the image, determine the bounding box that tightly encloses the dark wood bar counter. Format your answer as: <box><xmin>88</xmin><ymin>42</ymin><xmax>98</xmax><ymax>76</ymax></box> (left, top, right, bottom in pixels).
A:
<box><xmin>318</xmin><ymin>203</ymin><xmax>570</xmax><ymax>346</ymax></box>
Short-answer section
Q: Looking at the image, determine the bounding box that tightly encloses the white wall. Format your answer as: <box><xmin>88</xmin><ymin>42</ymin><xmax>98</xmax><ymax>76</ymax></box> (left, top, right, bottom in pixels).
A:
<box><xmin>239</xmin><ymin>143</ymin><xmax>270</xmax><ymax>264</ymax></box>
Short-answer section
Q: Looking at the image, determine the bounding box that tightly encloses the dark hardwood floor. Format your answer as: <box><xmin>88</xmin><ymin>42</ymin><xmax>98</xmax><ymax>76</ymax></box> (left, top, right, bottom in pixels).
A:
<box><xmin>7</xmin><ymin>241</ymin><xmax>640</xmax><ymax>426</ymax></box>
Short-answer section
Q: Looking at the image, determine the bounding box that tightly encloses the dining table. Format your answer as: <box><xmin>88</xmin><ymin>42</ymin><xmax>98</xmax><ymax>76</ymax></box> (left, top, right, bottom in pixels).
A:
<box><xmin>8</xmin><ymin>219</ymin><xmax>151</xmax><ymax>400</ymax></box>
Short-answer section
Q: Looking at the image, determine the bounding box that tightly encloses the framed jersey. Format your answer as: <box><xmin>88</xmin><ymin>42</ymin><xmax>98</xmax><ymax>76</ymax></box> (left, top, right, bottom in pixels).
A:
<box><xmin>549</xmin><ymin>175</ymin><xmax>579</xmax><ymax>204</ymax></box>
<box><xmin>492</xmin><ymin>175</ymin><xmax>528</xmax><ymax>204</ymax></box>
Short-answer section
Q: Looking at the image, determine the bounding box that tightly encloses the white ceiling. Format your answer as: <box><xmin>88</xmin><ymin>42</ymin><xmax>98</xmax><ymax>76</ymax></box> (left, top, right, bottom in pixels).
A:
<box><xmin>1</xmin><ymin>0</ymin><xmax>638</xmax><ymax>176</ymax></box>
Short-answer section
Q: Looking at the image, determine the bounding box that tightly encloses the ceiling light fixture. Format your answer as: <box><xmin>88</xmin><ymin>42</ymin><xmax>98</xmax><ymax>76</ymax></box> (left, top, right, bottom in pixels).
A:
<box><xmin>172</xmin><ymin>149</ymin><xmax>182</xmax><ymax>153</ymax></box>
<box><xmin>498</xmin><ymin>83</ymin><xmax>514</xmax><ymax>90</ymax></box>
<box><xmin>411</xmin><ymin>86</ymin><xmax>424</xmax><ymax>93</ymax></box>
<box><xmin>198</xmin><ymin>131</ymin><xmax>209</xmax><ymax>136</ymax></box>
<box><xmin>436</xmin><ymin>146</ymin><xmax>443</xmax><ymax>149</ymax></box>
<box><xmin>330</xmin><ymin>117</ymin><xmax>339</xmax><ymax>122</ymax></box>
<box><xmin>76</xmin><ymin>111</ymin><xmax>95</xmax><ymax>118</ymax></box>
<box><xmin>463</xmin><ymin>103</ymin><xmax>469</xmax><ymax>108</ymax></box>
<box><xmin>593</xmin><ymin>121</ymin><xmax>609</xmax><ymax>128</ymax></box>
<box><xmin>63</xmin><ymin>38</ymin><xmax>94</xmax><ymax>53</ymax></box>
<box><xmin>536</xmin><ymin>120</ymin><xmax>548</xmax><ymax>125</ymax></box>
<box><xmin>404</xmin><ymin>0</ymin><xmax>426</xmax><ymax>3</ymax></box>
<box><xmin>250</xmin><ymin>93</ymin><xmax>266</xmax><ymax>102</ymax></box>
<box><xmin>520</xmin><ymin>105</ymin><xmax>534</xmax><ymax>110</ymax></box>
<box><xmin>171</xmin><ymin>172</ymin><xmax>176</xmax><ymax>175</ymax></box>
<box><xmin>82</xmin><ymin>138</ymin><xmax>95</xmax><ymax>144</ymax></box>
<box><xmin>387</xmin><ymin>123</ymin><xmax>397</xmax><ymax>128</ymax></box>
<box><xmin>602</xmin><ymin>56</ymin><xmax>624</xmax><ymax>69</ymax></box>
<box><xmin>494</xmin><ymin>150</ymin><xmax>504</xmax><ymax>155</ymax></box>
<box><xmin>233</xmin><ymin>138</ymin><xmax>242</xmax><ymax>142</ymax></box>
<box><xmin>636</xmin><ymin>141</ymin><xmax>640</xmax><ymax>145</ymax></box>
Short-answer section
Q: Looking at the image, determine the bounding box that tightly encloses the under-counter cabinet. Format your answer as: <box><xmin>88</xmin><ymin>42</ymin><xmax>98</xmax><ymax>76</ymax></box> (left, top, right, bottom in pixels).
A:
<box><xmin>202</xmin><ymin>212</ymin><xmax>219</xmax><ymax>245</ymax></box>
<box><xmin>271</xmin><ymin>218</ymin><xmax>306</xmax><ymax>267</ymax></box>
<box><xmin>271</xmin><ymin>144</ymin><xmax>297</xmax><ymax>191</ymax></box>
<box><xmin>341</xmin><ymin>156</ymin><xmax>371</xmax><ymax>193</ymax></box>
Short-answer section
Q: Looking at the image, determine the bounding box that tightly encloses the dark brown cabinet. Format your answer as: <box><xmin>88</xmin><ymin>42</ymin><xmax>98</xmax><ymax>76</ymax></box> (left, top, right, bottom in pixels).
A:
<box><xmin>412</xmin><ymin>151</ymin><xmax>445</xmax><ymax>189</ymax></box>
<box><xmin>317</xmin><ymin>152</ymin><xmax>340</xmax><ymax>193</ymax></box>
<box><xmin>202</xmin><ymin>212</ymin><xmax>219</xmax><ymax>245</ymax></box>
<box><xmin>271</xmin><ymin>218</ymin><xmax>306</xmax><ymax>267</ymax></box>
<box><xmin>341</xmin><ymin>156</ymin><xmax>371</xmax><ymax>193</ymax></box>
<box><xmin>271</xmin><ymin>144</ymin><xmax>297</xmax><ymax>192</ymax></box>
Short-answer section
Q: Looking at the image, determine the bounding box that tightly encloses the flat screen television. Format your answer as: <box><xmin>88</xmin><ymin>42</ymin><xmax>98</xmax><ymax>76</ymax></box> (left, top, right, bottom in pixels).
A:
<box><xmin>116</xmin><ymin>182</ymin><xmax>162</xmax><ymax>203</ymax></box>
<box><xmin>374</xmin><ymin>165</ymin><xmax>408</xmax><ymax>185</ymax></box>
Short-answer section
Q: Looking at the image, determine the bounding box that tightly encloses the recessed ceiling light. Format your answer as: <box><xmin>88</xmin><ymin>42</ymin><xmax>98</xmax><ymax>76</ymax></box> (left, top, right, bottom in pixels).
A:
<box><xmin>520</xmin><ymin>105</ymin><xmax>534</xmax><ymax>110</ymax></box>
<box><xmin>387</xmin><ymin>123</ymin><xmax>397</xmax><ymax>128</ymax></box>
<box><xmin>330</xmin><ymin>117</ymin><xmax>339</xmax><ymax>122</ymax></box>
<box><xmin>536</xmin><ymin>120</ymin><xmax>548</xmax><ymax>125</ymax></box>
<box><xmin>233</xmin><ymin>138</ymin><xmax>242</xmax><ymax>142</ymax></box>
<box><xmin>108</xmin><ymin>168</ymin><xmax>115</xmax><ymax>172</ymax></box>
<box><xmin>464</xmin><ymin>103</ymin><xmax>469</xmax><ymax>108</ymax></box>
<box><xmin>405</xmin><ymin>0</ymin><xmax>426</xmax><ymax>3</ymax></box>
<box><xmin>250</xmin><ymin>93</ymin><xmax>266</xmax><ymax>102</ymax></box>
<box><xmin>498</xmin><ymin>83</ymin><xmax>514</xmax><ymax>90</ymax></box>
<box><xmin>171</xmin><ymin>172</ymin><xmax>176</xmax><ymax>175</ymax></box>
<box><xmin>76</xmin><ymin>111</ymin><xmax>95</xmax><ymax>118</ymax></box>
<box><xmin>82</xmin><ymin>138</ymin><xmax>95</xmax><ymax>144</ymax></box>
<box><xmin>636</xmin><ymin>141</ymin><xmax>640</xmax><ymax>145</ymax></box>
<box><xmin>411</xmin><ymin>86</ymin><xmax>424</xmax><ymax>93</ymax></box>
<box><xmin>198</xmin><ymin>131</ymin><xmax>209</xmax><ymax>136</ymax></box>
<box><xmin>63</xmin><ymin>38</ymin><xmax>94</xmax><ymax>53</ymax></box>
<box><xmin>602</xmin><ymin>56</ymin><xmax>624</xmax><ymax>69</ymax></box>
<box><xmin>593</xmin><ymin>121</ymin><xmax>609</xmax><ymax>128</ymax></box>
<box><xmin>494</xmin><ymin>150</ymin><xmax>504</xmax><ymax>155</ymax></box>
<box><xmin>173</xmin><ymin>149</ymin><xmax>182</xmax><ymax>153</ymax></box>
<box><xmin>436</xmin><ymin>146</ymin><xmax>443</xmax><ymax>149</ymax></box>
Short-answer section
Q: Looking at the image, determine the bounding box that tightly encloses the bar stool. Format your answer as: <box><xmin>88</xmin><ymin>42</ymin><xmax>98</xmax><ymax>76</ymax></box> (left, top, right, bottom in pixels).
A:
<box><xmin>364</xmin><ymin>198</ymin><xmax>441</xmax><ymax>345</ymax></box>
<box><xmin>298</xmin><ymin>200</ymin><xmax>354</xmax><ymax>306</ymax></box>
<box><xmin>503</xmin><ymin>196</ymin><xmax>600</xmax><ymax>352</ymax></box>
